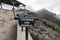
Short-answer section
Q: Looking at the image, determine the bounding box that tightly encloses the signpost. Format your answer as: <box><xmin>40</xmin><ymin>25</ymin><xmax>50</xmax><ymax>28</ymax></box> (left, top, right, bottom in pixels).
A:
<box><xmin>15</xmin><ymin>17</ymin><xmax>38</xmax><ymax>40</ymax></box>
<box><xmin>19</xmin><ymin>17</ymin><xmax>36</xmax><ymax>40</ymax></box>
<box><xmin>14</xmin><ymin>2</ymin><xmax>38</xmax><ymax>40</ymax></box>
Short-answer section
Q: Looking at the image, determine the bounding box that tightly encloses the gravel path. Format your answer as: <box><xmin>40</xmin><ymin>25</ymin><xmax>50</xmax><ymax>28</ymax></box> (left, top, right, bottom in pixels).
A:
<box><xmin>0</xmin><ymin>20</ymin><xmax>17</xmax><ymax>40</ymax></box>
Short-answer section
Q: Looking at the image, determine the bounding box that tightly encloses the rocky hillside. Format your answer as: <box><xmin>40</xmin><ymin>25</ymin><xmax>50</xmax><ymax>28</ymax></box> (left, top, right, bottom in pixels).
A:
<box><xmin>28</xmin><ymin>9</ymin><xmax>60</xmax><ymax>40</ymax></box>
<box><xmin>29</xmin><ymin>19</ymin><xmax>60</xmax><ymax>40</ymax></box>
<box><xmin>37</xmin><ymin>9</ymin><xmax>60</xmax><ymax>25</ymax></box>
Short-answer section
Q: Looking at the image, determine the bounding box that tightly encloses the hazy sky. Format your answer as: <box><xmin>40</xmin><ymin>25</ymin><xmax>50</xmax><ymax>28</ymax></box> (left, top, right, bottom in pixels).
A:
<box><xmin>1</xmin><ymin>0</ymin><xmax>60</xmax><ymax>14</ymax></box>
<box><xmin>18</xmin><ymin>0</ymin><xmax>60</xmax><ymax>14</ymax></box>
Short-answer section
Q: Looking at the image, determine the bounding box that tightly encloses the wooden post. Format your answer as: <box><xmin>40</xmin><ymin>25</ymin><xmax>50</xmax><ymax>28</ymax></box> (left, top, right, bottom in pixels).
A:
<box><xmin>25</xmin><ymin>27</ymin><xmax>28</xmax><ymax>40</ymax></box>
<box><xmin>1</xmin><ymin>3</ymin><xmax>2</xmax><ymax>16</ymax></box>
<box><xmin>1</xmin><ymin>3</ymin><xmax>2</xmax><ymax>9</ymax></box>
<box><xmin>13</xmin><ymin>3</ymin><xmax>15</xmax><ymax>17</ymax></box>
<box><xmin>10</xmin><ymin>0</ymin><xmax>17</xmax><ymax>18</ymax></box>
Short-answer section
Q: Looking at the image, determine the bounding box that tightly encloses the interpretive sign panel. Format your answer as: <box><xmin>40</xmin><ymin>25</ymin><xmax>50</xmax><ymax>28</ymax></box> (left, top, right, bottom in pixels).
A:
<box><xmin>19</xmin><ymin>18</ymin><xmax>35</xmax><ymax>27</ymax></box>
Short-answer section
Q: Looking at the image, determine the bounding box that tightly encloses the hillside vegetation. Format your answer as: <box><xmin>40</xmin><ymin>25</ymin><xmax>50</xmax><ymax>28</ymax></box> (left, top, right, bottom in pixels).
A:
<box><xmin>28</xmin><ymin>9</ymin><xmax>60</xmax><ymax>40</ymax></box>
<box><xmin>37</xmin><ymin>9</ymin><xmax>60</xmax><ymax>25</ymax></box>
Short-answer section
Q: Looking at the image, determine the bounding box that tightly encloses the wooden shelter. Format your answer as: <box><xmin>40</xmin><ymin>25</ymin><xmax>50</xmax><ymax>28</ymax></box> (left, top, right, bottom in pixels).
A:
<box><xmin>0</xmin><ymin>0</ymin><xmax>25</xmax><ymax>7</ymax></box>
<box><xmin>0</xmin><ymin>0</ymin><xmax>26</xmax><ymax>17</ymax></box>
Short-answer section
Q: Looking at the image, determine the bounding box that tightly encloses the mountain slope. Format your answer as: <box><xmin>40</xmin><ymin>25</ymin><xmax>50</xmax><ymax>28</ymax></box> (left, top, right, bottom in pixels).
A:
<box><xmin>37</xmin><ymin>9</ymin><xmax>60</xmax><ymax>25</ymax></box>
<box><xmin>29</xmin><ymin>19</ymin><xmax>60</xmax><ymax>40</ymax></box>
<box><xmin>27</xmin><ymin>9</ymin><xmax>60</xmax><ymax>40</ymax></box>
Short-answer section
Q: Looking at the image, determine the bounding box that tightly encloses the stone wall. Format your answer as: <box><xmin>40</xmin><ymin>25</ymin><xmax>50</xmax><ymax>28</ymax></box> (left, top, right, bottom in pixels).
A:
<box><xmin>0</xmin><ymin>9</ymin><xmax>27</xmax><ymax>26</ymax></box>
<box><xmin>0</xmin><ymin>9</ymin><xmax>14</xmax><ymax>26</ymax></box>
<box><xmin>0</xmin><ymin>9</ymin><xmax>17</xmax><ymax>40</ymax></box>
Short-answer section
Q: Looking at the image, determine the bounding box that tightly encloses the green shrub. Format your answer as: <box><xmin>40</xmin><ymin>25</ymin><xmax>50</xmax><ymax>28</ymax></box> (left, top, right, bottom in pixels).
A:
<box><xmin>41</xmin><ymin>19</ymin><xmax>60</xmax><ymax>32</ymax></box>
<box><xmin>29</xmin><ymin>29</ymin><xmax>51</xmax><ymax>40</ymax></box>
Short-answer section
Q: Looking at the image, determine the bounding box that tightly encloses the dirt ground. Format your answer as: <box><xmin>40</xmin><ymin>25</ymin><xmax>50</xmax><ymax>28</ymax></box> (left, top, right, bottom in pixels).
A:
<box><xmin>0</xmin><ymin>20</ymin><xmax>17</xmax><ymax>40</ymax></box>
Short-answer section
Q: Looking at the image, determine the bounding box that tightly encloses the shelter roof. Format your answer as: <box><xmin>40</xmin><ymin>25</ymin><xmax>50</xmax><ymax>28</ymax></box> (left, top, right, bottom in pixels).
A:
<box><xmin>0</xmin><ymin>0</ymin><xmax>25</xmax><ymax>7</ymax></box>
